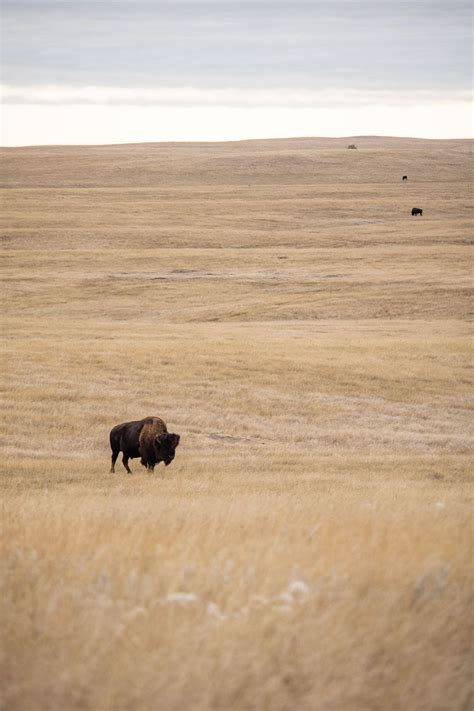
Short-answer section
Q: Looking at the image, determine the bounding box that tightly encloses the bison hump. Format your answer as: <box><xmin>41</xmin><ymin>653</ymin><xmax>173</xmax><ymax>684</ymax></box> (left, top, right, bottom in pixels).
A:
<box><xmin>139</xmin><ymin>416</ymin><xmax>168</xmax><ymax>451</ymax></box>
<box><xmin>141</xmin><ymin>416</ymin><xmax>168</xmax><ymax>430</ymax></box>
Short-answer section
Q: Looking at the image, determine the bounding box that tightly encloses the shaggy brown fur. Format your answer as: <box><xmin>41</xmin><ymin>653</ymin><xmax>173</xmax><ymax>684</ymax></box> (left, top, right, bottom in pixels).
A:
<box><xmin>139</xmin><ymin>416</ymin><xmax>180</xmax><ymax>471</ymax></box>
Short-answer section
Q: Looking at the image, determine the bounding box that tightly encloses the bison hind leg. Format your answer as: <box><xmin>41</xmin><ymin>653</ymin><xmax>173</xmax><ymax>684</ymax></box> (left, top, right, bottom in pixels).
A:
<box><xmin>110</xmin><ymin>448</ymin><xmax>120</xmax><ymax>473</ymax></box>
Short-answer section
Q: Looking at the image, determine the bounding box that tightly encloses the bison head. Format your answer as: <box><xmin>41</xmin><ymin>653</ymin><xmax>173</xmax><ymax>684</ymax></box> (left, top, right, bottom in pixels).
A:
<box><xmin>154</xmin><ymin>432</ymin><xmax>180</xmax><ymax>466</ymax></box>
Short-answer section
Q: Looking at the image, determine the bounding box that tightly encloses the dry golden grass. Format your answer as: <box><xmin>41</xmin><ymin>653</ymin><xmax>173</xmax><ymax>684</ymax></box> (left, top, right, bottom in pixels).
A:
<box><xmin>1</xmin><ymin>137</ymin><xmax>473</xmax><ymax>710</ymax></box>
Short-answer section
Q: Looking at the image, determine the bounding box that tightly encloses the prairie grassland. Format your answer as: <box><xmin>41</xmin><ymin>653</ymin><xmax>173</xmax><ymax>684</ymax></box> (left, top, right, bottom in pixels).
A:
<box><xmin>1</xmin><ymin>137</ymin><xmax>473</xmax><ymax>710</ymax></box>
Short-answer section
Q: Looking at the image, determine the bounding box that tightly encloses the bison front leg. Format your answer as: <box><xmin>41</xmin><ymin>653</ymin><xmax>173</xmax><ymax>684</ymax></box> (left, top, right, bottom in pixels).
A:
<box><xmin>140</xmin><ymin>456</ymin><xmax>154</xmax><ymax>472</ymax></box>
<box><xmin>142</xmin><ymin>458</ymin><xmax>154</xmax><ymax>472</ymax></box>
<box><xmin>142</xmin><ymin>456</ymin><xmax>155</xmax><ymax>472</ymax></box>
<box><xmin>122</xmin><ymin>454</ymin><xmax>132</xmax><ymax>474</ymax></box>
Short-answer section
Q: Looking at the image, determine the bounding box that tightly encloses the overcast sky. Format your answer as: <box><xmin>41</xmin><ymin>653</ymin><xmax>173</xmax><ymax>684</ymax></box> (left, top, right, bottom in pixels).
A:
<box><xmin>1</xmin><ymin>0</ymin><xmax>472</xmax><ymax>144</ymax></box>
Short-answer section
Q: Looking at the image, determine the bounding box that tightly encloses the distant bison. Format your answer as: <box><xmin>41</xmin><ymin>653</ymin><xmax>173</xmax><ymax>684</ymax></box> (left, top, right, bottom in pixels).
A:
<box><xmin>411</xmin><ymin>207</ymin><xmax>423</xmax><ymax>216</ymax></box>
<box><xmin>109</xmin><ymin>416</ymin><xmax>180</xmax><ymax>474</ymax></box>
<box><xmin>402</xmin><ymin>175</ymin><xmax>408</xmax><ymax>181</ymax></box>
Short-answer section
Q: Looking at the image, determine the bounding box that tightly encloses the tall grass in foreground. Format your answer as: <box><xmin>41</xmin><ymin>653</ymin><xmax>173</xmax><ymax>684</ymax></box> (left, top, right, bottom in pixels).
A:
<box><xmin>2</xmin><ymin>457</ymin><xmax>472</xmax><ymax>711</ymax></box>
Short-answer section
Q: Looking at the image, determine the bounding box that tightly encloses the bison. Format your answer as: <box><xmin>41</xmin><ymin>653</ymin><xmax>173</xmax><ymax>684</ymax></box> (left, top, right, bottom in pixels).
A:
<box><xmin>411</xmin><ymin>207</ymin><xmax>423</xmax><ymax>216</ymax></box>
<box><xmin>109</xmin><ymin>416</ymin><xmax>180</xmax><ymax>474</ymax></box>
<box><xmin>402</xmin><ymin>175</ymin><xmax>408</xmax><ymax>181</ymax></box>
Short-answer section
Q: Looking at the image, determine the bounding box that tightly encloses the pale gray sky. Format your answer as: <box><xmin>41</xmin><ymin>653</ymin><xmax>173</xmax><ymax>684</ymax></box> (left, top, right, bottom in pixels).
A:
<box><xmin>1</xmin><ymin>0</ymin><xmax>472</xmax><ymax>144</ymax></box>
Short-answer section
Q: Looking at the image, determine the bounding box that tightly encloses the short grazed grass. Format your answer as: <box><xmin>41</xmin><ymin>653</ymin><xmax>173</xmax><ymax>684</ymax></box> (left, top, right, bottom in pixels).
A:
<box><xmin>1</xmin><ymin>137</ymin><xmax>472</xmax><ymax>710</ymax></box>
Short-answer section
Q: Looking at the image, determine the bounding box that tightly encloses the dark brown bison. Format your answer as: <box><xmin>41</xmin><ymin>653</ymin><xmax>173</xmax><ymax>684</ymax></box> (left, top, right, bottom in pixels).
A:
<box><xmin>411</xmin><ymin>207</ymin><xmax>423</xmax><ymax>216</ymax></box>
<box><xmin>109</xmin><ymin>416</ymin><xmax>180</xmax><ymax>474</ymax></box>
<box><xmin>402</xmin><ymin>175</ymin><xmax>408</xmax><ymax>181</ymax></box>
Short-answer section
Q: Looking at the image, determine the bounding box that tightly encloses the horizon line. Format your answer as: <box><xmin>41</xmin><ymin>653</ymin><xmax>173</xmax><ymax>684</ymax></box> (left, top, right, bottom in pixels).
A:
<box><xmin>2</xmin><ymin>134</ymin><xmax>473</xmax><ymax>149</ymax></box>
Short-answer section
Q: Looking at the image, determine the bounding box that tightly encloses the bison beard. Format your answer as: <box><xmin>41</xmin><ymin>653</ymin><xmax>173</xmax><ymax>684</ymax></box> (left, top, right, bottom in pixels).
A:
<box><xmin>109</xmin><ymin>416</ymin><xmax>180</xmax><ymax>474</ymax></box>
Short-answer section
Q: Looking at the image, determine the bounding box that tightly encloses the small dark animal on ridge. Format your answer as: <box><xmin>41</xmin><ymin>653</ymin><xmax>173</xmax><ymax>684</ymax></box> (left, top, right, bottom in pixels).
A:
<box><xmin>402</xmin><ymin>175</ymin><xmax>408</xmax><ymax>181</ymax></box>
<box><xmin>109</xmin><ymin>416</ymin><xmax>180</xmax><ymax>474</ymax></box>
<box><xmin>411</xmin><ymin>207</ymin><xmax>423</xmax><ymax>216</ymax></box>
